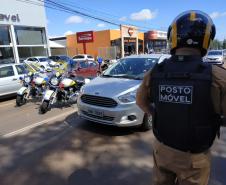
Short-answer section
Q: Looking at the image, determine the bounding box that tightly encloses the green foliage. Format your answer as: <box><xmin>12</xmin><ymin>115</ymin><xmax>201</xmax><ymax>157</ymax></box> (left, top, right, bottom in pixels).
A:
<box><xmin>210</xmin><ymin>39</ymin><xmax>222</xmax><ymax>50</ymax></box>
<box><xmin>223</xmin><ymin>39</ymin><xmax>226</xmax><ymax>49</ymax></box>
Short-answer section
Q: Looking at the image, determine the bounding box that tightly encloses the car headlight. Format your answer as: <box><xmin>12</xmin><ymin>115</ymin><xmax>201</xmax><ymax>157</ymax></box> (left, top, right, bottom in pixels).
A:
<box><xmin>51</xmin><ymin>77</ymin><xmax>59</xmax><ymax>86</ymax></box>
<box><xmin>24</xmin><ymin>76</ymin><xmax>31</xmax><ymax>83</ymax></box>
<box><xmin>217</xmin><ymin>57</ymin><xmax>223</xmax><ymax>61</ymax></box>
<box><xmin>118</xmin><ymin>90</ymin><xmax>137</xmax><ymax>103</ymax></box>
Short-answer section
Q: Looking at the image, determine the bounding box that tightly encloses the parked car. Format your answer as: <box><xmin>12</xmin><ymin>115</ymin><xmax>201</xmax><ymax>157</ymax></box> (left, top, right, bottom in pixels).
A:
<box><xmin>71</xmin><ymin>60</ymin><xmax>100</xmax><ymax>78</ymax></box>
<box><xmin>77</xmin><ymin>54</ymin><xmax>171</xmax><ymax>130</ymax></box>
<box><xmin>49</xmin><ymin>55</ymin><xmax>72</xmax><ymax>63</ymax></box>
<box><xmin>72</xmin><ymin>54</ymin><xmax>95</xmax><ymax>61</ymax></box>
<box><xmin>203</xmin><ymin>50</ymin><xmax>226</xmax><ymax>65</ymax></box>
<box><xmin>0</xmin><ymin>63</ymin><xmax>27</xmax><ymax>97</ymax></box>
<box><xmin>24</xmin><ymin>56</ymin><xmax>57</xmax><ymax>70</ymax></box>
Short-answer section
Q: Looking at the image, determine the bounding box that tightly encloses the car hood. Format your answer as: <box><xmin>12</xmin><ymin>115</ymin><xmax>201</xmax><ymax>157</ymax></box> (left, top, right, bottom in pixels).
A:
<box><xmin>83</xmin><ymin>76</ymin><xmax>142</xmax><ymax>98</ymax></box>
<box><xmin>206</xmin><ymin>55</ymin><xmax>222</xmax><ymax>59</ymax></box>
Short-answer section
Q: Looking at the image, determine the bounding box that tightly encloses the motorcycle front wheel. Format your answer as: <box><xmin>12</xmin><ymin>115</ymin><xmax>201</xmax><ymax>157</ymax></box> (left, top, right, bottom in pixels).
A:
<box><xmin>16</xmin><ymin>94</ymin><xmax>26</xmax><ymax>106</ymax></box>
<box><xmin>39</xmin><ymin>101</ymin><xmax>49</xmax><ymax>114</ymax></box>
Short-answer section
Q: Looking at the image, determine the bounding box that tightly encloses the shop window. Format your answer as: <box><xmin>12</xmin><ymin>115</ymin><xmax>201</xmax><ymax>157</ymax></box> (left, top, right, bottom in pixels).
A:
<box><xmin>15</xmin><ymin>26</ymin><xmax>45</xmax><ymax>45</ymax></box>
<box><xmin>0</xmin><ymin>66</ymin><xmax>14</xmax><ymax>78</ymax></box>
<box><xmin>0</xmin><ymin>25</ymin><xmax>11</xmax><ymax>45</ymax></box>
<box><xmin>0</xmin><ymin>47</ymin><xmax>15</xmax><ymax>64</ymax></box>
<box><xmin>17</xmin><ymin>47</ymin><xmax>47</xmax><ymax>59</ymax></box>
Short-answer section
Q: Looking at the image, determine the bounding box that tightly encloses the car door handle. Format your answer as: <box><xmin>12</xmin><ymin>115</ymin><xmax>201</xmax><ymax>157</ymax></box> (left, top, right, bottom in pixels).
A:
<box><xmin>12</xmin><ymin>78</ymin><xmax>17</xmax><ymax>81</ymax></box>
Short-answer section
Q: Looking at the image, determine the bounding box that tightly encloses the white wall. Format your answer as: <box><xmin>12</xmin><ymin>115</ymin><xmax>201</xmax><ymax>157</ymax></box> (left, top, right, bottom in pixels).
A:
<box><xmin>0</xmin><ymin>0</ymin><xmax>47</xmax><ymax>27</ymax></box>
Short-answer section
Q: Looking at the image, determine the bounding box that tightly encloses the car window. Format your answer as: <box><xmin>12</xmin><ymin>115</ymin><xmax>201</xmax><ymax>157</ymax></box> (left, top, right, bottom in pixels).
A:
<box><xmin>87</xmin><ymin>55</ymin><xmax>93</xmax><ymax>59</ymax></box>
<box><xmin>0</xmin><ymin>66</ymin><xmax>15</xmax><ymax>78</ymax></box>
<box><xmin>15</xmin><ymin>65</ymin><xmax>27</xmax><ymax>75</ymax></box>
<box><xmin>49</xmin><ymin>56</ymin><xmax>57</xmax><ymax>61</ymax></box>
<box><xmin>27</xmin><ymin>58</ymin><xmax>34</xmax><ymax>61</ymax></box>
<box><xmin>39</xmin><ymin>58</ymin><xmax>49</xmax><ymax>62</ymax></box>
<box><xmin>104</xmin><ymin>58</ymin><xmax>158</xmax><ymax>79</ymax></box>
<box><xmin>60</xmin><ymin>56</ymin><xmax>68</xmax><ymax>60</ymax></box>
<box><xmin>88</xmin><ymin>61</ymin><xmax>97</xmax><ymax>67</ymax></box>
<box><xmin>207</xmin><ymin>51</ymin><xmax>223</xmax><ymax>56</ymax></box>
<box><xmin>73</xmin><ymin>55</ymin><xmax>85</xmax><ymax>59</ymax></box>
<box><xmin>79</xmin><ymin>61</ymin><xmax>88</xmax><ymax>68</ymax></box>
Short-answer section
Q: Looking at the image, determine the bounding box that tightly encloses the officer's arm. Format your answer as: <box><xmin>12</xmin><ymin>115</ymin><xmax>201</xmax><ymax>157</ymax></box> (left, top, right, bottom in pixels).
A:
<box><xmin>212</xmin><ymin>66</ymin><xmax>226</xmax><ymax>125</ymax></box>
<box><xmin>136</xmin><ymin>70</ymin><xmax>152</xmax><ymax>115</ymax></box>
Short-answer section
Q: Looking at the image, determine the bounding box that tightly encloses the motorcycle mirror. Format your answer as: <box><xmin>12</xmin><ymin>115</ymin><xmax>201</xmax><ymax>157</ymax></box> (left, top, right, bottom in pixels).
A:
<box><xmin>84</xmin><ymin>78</ymin><xmax>91</xmax><ymax>84</ymax></box>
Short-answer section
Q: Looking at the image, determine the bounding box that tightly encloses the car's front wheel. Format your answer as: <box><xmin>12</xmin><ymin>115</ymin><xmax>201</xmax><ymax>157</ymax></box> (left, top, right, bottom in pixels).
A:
<box><xmin>140</xmin><ymin>114</ymin><xmax>152</xmax><ymax>131</ymax></box>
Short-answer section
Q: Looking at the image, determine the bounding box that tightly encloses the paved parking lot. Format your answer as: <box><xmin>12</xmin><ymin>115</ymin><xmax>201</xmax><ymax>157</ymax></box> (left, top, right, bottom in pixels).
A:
<box><xmin>0</xmin><ymin>98</ymin><xmax>225</xmax><ymax>185</ymax></box>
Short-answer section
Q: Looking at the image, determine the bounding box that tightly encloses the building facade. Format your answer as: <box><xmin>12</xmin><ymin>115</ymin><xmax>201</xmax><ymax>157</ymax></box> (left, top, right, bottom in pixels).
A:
<box><xmin>145</xmin><ymin>30</ymin><xmax>168</xmax><ymax>53</ymax></box>
<box><xmin>49</xmin><ymin>36</ymin><xmax>67</xmax><ymax>56</ymax></box>
<box><xmin>0</xmin><ymin>0</ymin><xmax>49</xmax><ymax>64</ymax></box>
<box><xmin>66</xmin><ymin>29</ymin><xmax>144</xmax><ymax>60</ymax></box>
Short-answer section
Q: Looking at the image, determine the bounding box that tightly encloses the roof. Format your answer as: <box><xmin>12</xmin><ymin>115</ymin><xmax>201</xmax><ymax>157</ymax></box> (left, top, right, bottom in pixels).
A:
<box><xmin>0</xmin><ymin>63</ymin><xmax>21</xmax><ymax>67</ymax></box>
<box><xmin>49</xmin><ymin>36</ymin><xmax>66</xmax><ymax>41</ymax></box>
<box><xmin>49</xmin><ymin>40</ymin><xmax>66</xmax><ymax>48</ymax></box>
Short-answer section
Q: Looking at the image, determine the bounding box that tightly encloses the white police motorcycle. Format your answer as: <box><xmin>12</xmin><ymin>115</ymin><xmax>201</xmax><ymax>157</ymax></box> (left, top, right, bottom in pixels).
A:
<box><xmin>16</xmin><ymin>71</ymin><xmax>48</xmax><ymax>106</ymax></box>
<box><xmin>39</xmin><ymin>72</ymin><xmax>90</xmax><ymax>114</ymax></box>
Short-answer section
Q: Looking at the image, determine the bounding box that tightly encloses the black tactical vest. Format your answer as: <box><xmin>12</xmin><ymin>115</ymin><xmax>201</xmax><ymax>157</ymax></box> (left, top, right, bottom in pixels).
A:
<box><xmin>150</xmin><ymin>55</ymin><xmax>220</xmax><ymax>153</ymax></box>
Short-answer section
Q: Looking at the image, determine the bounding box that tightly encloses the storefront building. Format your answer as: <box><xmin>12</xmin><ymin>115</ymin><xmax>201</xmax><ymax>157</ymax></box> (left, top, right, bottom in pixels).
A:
<box><xmin>0</xmin><ymin>0</ymin><xmax>49</xmax><ymax>64</ymax></box>
<box><xmin>66</xmin><ymin>28</ymin><xmax>144</xmax><ymax>60</ymax></box>
<box><xmin>145</xmin><ymin>30</ymin><xmax>168</xmax><ymax>53</ymax></box>
<box><xmin>49</xmin><ymin>36</ymin><xmax>67</xmax><ymax>56</ymax></box>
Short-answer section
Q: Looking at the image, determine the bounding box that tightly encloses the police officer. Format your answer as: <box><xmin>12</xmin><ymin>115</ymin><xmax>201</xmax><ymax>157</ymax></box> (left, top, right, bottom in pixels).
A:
<box><xmin>136</xmin><ymin>10</ymin><xmax>226</xmax><ymax>185</ymax></box>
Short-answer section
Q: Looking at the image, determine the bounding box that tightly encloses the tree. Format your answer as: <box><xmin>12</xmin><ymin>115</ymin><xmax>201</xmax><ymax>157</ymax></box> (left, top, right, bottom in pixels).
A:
<box><xmin>210</xmin><ymin>39</ymin><xmax>222</xmax><ymax>50</ymax></box>
<box><xmin>223</xmin><ymin>39</ymin><xmax>226</xmax><ymax>49</ymax></box>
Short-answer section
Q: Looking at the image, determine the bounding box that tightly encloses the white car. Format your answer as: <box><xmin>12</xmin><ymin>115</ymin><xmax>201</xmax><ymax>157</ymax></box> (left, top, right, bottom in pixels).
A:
<box><xmin>77</xmin><ymin>54</ymin><xmax>171</xmax><ymax>130</ymax></box>
<box><xmin>203</xmin><ymin>50</ymin><xmax>226</xmax><ymax>65</ymax></box>
<box><xmin>24</xmin><ymin>56</ymin><xmax>57</xmax><ymax>70</ymax></box>
<box><xmin>0</xmin><ymin>63</ymin><xmax>27</xmax><ymax>97</ymax></box>
<box><xmin>72</xmin><ymin>54</ymin><xmax>95</xmax><ymax>61</ymax></box>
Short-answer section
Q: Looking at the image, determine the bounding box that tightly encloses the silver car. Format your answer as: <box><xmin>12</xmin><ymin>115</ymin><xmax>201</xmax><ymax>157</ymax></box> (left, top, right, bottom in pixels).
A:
<box><xmin>77</xmin><ymin>54</ymin><xmax>171</xmax><ymax>130</ymax></box>
<box><xmin>0</xmin><ymin>63</ymin><xmax>27</xmax><ymax>97</ymax></box>
<box><xmin>203</xmin><ymin>50</ymin><xmax>226</xmax><ymax>65</ymax></box>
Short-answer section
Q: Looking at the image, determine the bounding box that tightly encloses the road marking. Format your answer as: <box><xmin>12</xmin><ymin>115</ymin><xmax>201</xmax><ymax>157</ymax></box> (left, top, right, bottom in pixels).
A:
<box><xmin>2</xmin><ymin>109</ymin><xmax>77</xmax><ymax>138</ymax></box>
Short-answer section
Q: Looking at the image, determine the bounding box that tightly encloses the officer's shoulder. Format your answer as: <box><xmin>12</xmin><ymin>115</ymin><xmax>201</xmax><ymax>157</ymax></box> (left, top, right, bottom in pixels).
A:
<box><xmin>152</xmin><ymin>56</ymin><xmax>171</xmax><ymax>70</ymax></box>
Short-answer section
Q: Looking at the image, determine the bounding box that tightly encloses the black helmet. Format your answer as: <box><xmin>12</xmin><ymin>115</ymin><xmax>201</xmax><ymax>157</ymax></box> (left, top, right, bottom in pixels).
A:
<box><xmin>167</xmin><ymin>10</ymin><xmax>216</xmax><ymax>56</ymax></box>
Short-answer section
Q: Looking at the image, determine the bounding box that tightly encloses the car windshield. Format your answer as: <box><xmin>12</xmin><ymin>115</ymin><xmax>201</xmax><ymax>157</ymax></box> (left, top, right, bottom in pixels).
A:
<box><xmin>207</xmin><ymin>51</ymin><xmax>223</xmax><ymax>56</ymax></box>
<box><xmin>39</xmin><ymin>58</ymin><xmax>49</xmax><ymax>62</ymax></box>
<box><xmin>103</xmin><ymin>57</ymin><xmax>158</xmax><ymax>80</ymax></box>
<box><xmin>73</xmin><ymin>55</ymin><xmax>85</xmax><ymax>59</ymax></box>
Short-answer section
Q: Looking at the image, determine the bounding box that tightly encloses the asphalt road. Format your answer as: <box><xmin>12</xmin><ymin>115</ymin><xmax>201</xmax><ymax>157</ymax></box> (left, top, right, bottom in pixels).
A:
<box><xmin>0</xmin><ymin>98</ymin><xmax>225</xmax><ymax>185</ymax></box>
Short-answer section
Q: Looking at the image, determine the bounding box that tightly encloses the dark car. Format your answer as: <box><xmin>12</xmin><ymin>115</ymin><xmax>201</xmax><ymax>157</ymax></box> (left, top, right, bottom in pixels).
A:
<box><xmin>49</xmin><ymin>55</ymin><xmax>72</xmax><ymax>63</ymax></box>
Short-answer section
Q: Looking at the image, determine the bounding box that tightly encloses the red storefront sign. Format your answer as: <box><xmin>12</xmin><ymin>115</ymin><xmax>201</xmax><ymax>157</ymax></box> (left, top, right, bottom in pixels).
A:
<box><xmin>77</xmin><ymin>31</ymin><xmax>94</xmax><ymax>43</ymax></box>
<box><xmin>76</xmin><ymin>31</ymin><xmax>94</xmax><ymax>54</ymax></box>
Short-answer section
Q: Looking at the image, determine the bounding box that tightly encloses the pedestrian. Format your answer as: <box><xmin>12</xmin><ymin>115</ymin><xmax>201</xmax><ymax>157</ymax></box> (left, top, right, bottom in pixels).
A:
<box><xmin>136</xmin><ymin>10</ymin><xmax>226</xmax><ymax>185</ymax></box>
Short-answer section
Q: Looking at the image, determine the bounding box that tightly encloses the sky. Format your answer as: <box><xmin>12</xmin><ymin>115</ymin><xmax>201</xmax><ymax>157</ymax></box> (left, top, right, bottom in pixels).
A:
<box><xmin>45</xmin><ymin>0</ymin><xmax>226</xmax><ymax>40</ymax></box>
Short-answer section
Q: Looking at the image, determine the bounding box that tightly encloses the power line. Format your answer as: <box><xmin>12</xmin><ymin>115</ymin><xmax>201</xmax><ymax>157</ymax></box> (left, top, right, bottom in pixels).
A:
<box><xmin>53</xmin><ymin>0</ymin><xmax>154</xmax><ymax>30</ymax></box>
<box><xmin>16</xmin><ymin>0</ymin><xmax>153</xmax><ymax>32</ymax></box>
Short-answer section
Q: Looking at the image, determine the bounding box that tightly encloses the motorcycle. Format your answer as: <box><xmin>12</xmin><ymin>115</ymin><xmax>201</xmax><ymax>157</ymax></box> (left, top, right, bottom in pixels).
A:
<box><xmin>16</xmin><ymin>70</ymin><xmax>48</xmax><ymax>106</ymax></box>
<box><xmin>39</xmin><ymin>72</ymin><xmax>90</xmax><ymax>114</ymax></box>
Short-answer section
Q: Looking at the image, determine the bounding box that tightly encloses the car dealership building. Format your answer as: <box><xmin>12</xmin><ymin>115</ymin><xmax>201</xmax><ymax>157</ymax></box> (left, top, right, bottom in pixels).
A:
<box><xmin>0</xmin><ymin>0</ymin><xmax>49</xmax><ymax>64</ymax></box>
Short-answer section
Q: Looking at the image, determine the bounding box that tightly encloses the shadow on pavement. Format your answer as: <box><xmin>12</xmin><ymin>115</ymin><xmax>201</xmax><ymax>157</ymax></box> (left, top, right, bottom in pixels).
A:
<box><xmin>0</xmin><ymin>111</ymin><xmax>153</xmax><ymax>185</ymax></box>
<box><xmin>0</xmin><ymin>111</ymin><xmax>226</xmax><ymax>185</ymax></box>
